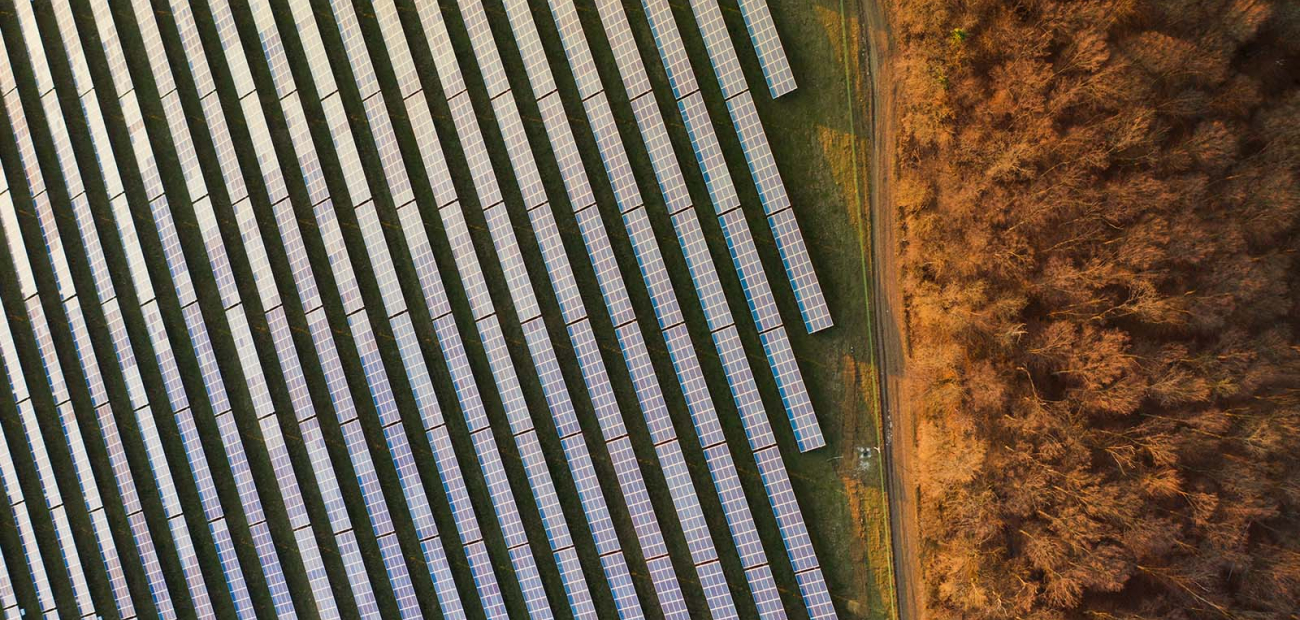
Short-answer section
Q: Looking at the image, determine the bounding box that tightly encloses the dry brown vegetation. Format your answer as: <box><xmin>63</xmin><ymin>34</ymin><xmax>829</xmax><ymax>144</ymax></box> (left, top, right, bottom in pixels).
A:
<box><xmin>888</xmin><ymin>0</ymin><xmax>1300</xmax><ymax>616</ymax></box>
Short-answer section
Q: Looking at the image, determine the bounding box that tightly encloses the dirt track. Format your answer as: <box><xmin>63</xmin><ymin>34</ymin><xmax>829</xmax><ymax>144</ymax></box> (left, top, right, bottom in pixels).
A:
<box><xmin>857</xmin><ymin>2</ymin><xmax>923</xmax><ymax>620</ymax></box>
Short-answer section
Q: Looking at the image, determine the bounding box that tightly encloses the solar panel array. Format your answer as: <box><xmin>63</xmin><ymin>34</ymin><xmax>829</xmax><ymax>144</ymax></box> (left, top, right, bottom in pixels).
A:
<box><xmin>0</xmin><ymin>1</ymin><xmax>842</xmax><ymax>619</ymax></box>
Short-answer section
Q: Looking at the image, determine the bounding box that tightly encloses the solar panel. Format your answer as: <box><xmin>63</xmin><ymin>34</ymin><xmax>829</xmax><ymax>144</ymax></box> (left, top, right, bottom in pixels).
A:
<box><xmin>628</xmin><ymin>97</ymin><xmax>693</xmax><ymax>213</ymax></box>
<box><xmin>591</xmin><ymin>550</ymin><xmax>640</xmax><ymax>620</ymax></box>
<box><xmin>681</xmin><ymin>92</ymin><xmax>743</xmax><ymax>213</ymax></box>
<box><xmin>418</xmin><ymin>538</ymin><xmax>465</xmax><ymax>620</ymax></box>
<box><xmin>31</xmin><ymin>193</ymin><xmax>77</xmax><ymax>302</ymax></box>
<box><xmin>377</xmin><ymin>533</ymin><xmax>424</xmax><ymax>619</ymax></box>
<box><xmin>1</xmin><ymin>471</ymin><xmax>56</xmax><ymax>614</ymax></box>
<box><xmin>429</xmin><ymin>426</ymin><xmax>482</xmax><ymax>541</ymax></box>
<box><xmin>570</xmin><ymin>207</ymin><xmax>637</xmax><ymax>327</ymax></box>
<box><xmin>502</xmin><ymin>109</ymin><xmax>549</xmax><ymax>200</ymax></box>
<box><xmin>334</xmin><ymin>530</ymin><xmax>382</xmax><ymax>617</ymax></box>
<box><xmin>732</xmin><ymin>0</ymin><xmax>798</xmax><ymax>98</ymax></box>
<box><xmin>698</xmin><ymin>560</ymin><xmax>741</xmax><ymax>620</ymax></box>
<box><xmin>514</xmin><ymin>430</ymin><xmax>576</xmax><ymax>550</ymax></box>
<box><xmin>528</xmin><ymin>207</ymin><xmax>585</xmax><ymax>323</ymax></box>
<box><xmin>2</xmin><ymin>16</ymin><xmax>237</xmax><ymax>611</ymax></box>
<box><xmin>373</xmin><ymin>0</ymin><xmax>421</xmax><ymax>97</ymax></box>
<box><xmin>202</xmin><ymin>96</ymin><xmax>251</xmax><ymax>203</ymax></box>
<box><xmin>363</xmin><ymin>97</ymin><xmax>416</xmax><ymax>207</ymax></box>
<box><xmin>5</xmin><ymin>400</ymin><xmax>96</xmax><ymax>617</ymax></box>
<box><xmin>518</xmin><ymin>320</ymin><xmax>582</xmax><ymax>437</ymax></box>
<box><xmin>622</xmin><ymin>207</ymin><xmax>685</xmax><ymax>328</ymax></box>
<box><xmin>760</xmin><ymin>328</ymin><xmax>824</xmax><ymax>451</ymax></box>
<box><xmin>566</xmin><ymin>320</ymin><xmax>627</xmax><ymax>439</ymax></box>
<box><xmin>255</xmin><ymin>423</ymin><xmax>316</xmax><ymax>535</ymax></box>
<box><xmin>745</xmin><ymin>562</ymin><xmax>787</xmax><ymax>620</ymax></box>
<box><xmin>284</xmin><ymin>94</ymin><xmax>333</xmax><ymax>205</ymax></box>
<box><xmin>646</xmin><ymin>555</ymin><xmax>691</xmax><ymax>620</ymax></box>
<box><xmin>614</xmin><ymin>323</ymin><xmax>674</xmax><ymax>443</ymax></box>
<box><xmin>467</xmin><ymin>433</ymin><xmax>521</xmax><ymax>540</ymax></box>
<box><xmin>557</xmin><ymin>434</ymin><xmax>621</xmax><ymax>554</ymax></box>
<box><xmin>657</xmin><ymin>443</ymin><xmax>714</xmax><ymax>561</ymax></box>
<box><xmin>484</xmin><ymin>204</ymin><xmax>543</xmax><ymax>320</ymax></box>
<box><xmin>605</xmin><ymin>437</ymin><xmax>668</xmax><ymax>559</ymax></box>
<box><xmin>325</xmin><ymin>0</ymin><xmax>380</xmax><ymax>99</ymax></box>
<box><xmin>65</xmin><ymin>299</ymin><xmax>108</xmax><ymax>406</ymax></box>
<box><xmin>753</xmin><ymin>446</ymin><xmax>818</xmax><ymax>571</ymax></box>
<box><xmin>795</xmin><ymin>566</ymin><xmax>838</xmax><ymax>620</ymax></box>
<box><xmin>0</xmin><ymin>511</ymin><xmax>24</xmax><ymax>615</ymax></box>
<box><xmin>508</xmin><ymin>543</ymin><xmax>558</xmax><ymax>620</ymax></box>
<box><xmin>0</xmin><ymin>0</ymin><xmax>845</xmax><ymax>614</ymax></box>
<box><xmin>0</xmin><ymin>195</ymin><xmax>36</xmax><ymax>298</ymax></box>
<box><xmin>242</xmin><ymin>96</ymin><xmax>291</xmax><ymax>203</ymax></box>
<box><xmin>450</xmin><ymin>95</ymin><xmax>504</xmax><ymax>206</ymax></box>
<box><xmin>465</xmin><ymin>541</ymin><xmax>508</xmax><ymax>618</ymax></box>
<box><xmin>197</xmin><ymin>481</ymin><xmax>256</xmax><ymax>617</ymax></box>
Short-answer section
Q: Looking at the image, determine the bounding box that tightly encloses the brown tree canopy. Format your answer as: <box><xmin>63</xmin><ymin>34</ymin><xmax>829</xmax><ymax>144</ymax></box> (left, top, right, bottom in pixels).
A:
<box><xmin>890</xmin><ymin>0</ymin><xmax>1300</xmax><ymax>616</ymax></box>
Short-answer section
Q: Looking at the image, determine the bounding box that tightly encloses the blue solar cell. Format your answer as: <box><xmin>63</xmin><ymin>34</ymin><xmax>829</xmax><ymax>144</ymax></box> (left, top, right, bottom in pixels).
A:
<box><xmin>645</xmin><ymin>555</ymin><xmax>691</xmax><ymax>620</ymax></box>
<box><xmin>558</xmin><ymin>434</ymin><xmax>620</xmax><ymax>555</ymax></box>
<box><xmin>543</xmin><ymin>549</ymin><xmax>599</xmax><ymax>620</ymax></box>
<box><xmin>759</xmin><ymin>328</ymin><xmax>825</xmax><ymax>452</ymax></box>
<box><xmin>745</xmin><ymin>563</ymin><xmax>787</xmax><ymax>620</ymax></box>
<box><xmin>509</xmin><ymin>544</ymin><xmax>559</xmax><ymax>620</ymax></box>
<box><xmin>465</xmin><ymin>541</ymin><xmax>509</xmax><ymax>619</ymax></box>
<box><xmin>697</xmin><ymin>560</ymin><xmax>740</xmax><ymax>620</ymax></box>
<box><xmin>795</xmin><ymin>567</ymin><xmax>837</xmax><ymax>620</ymax></box>
<box><xmin>567</xmin><ymin>320</ymin><xmax>627</xmax><ymax>439</ymax></box>
<box><xmin>753</xmin><ymin>447</ymin><xmax>818</xmax><ymax>572</ymax></box>
<box><xmin>514</xmin><ymin>430</ymin><xmax>574</xmax><ymax>551</ymax></box>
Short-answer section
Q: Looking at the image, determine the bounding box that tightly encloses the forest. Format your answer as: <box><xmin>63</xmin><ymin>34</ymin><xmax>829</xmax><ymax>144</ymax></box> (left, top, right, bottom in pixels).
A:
<box><xmin>887</xmin><ymin>0</ymin><xmax>1300</xmax><ymax>617</ymax></box>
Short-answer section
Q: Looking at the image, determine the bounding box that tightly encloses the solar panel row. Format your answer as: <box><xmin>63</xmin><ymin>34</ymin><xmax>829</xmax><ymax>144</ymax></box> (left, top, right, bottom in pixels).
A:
<box><xmin>400</xmin><ymin>187</ymin><xmax>599</xmax><ymax>619</ymax></box>
<box><xmin>1</xmin><ymin>82</ymin><xmax>141</xmax><ymax>619</ymax></box>
<box><xmin>173</xmin><ymin>8</ymin><xmax>365</xmax><ymax>616</ymax></box>
<box><xmin>481</xmin><ymin>23</ymin><xmax>727</xmax><ymax>617</ymax></box>
<box><xmin>259</xmin><ymin>4</ymin><xmax>484</xmax><ymax>614</ymax></box>
<box><xmin>733</xmin><ymin>0</ymin><xmax>798</xmax><ymax>98</ymax></box>
<box><xmin>313</xmin><ymin>1</ymin><xmax>579</xmax><ymax>616</ymax></box>
<box><xmin>410</xmin><ymin>2</ymin><xmax>664</xmax><ymax>618</ymax></box>
<box><xmin>0</xmin><ymin>0</ymin><xmax>841</xmax><ymax>617</ymax></box>
<box><xmin>0</xmin><ymin>407</ymin><xmax>58</xmax><ymax>615</ymax></box>
<box><xmin>520</xmin><ymin>1</ymin><xmax>807</xmax><ymax>617</ymax></box>
<box><xmin>68</xmin><ymin>3</ymin><xmax>342</xmax><ymax>615</ymax></box>
<box><xmin>665</xmin><ymin>0</ymin><xmax>833</xmax><ymax>336</ymax></box>
<box><xmin>462</xmin><ymin>1</ymin><xmax>750</xmax><ymax>617</ymax></box>
<box><xmin>203</xmin><ymin>0</ymin><xmax>422</xmax><ymax>614</ymax></box>
<box><xmin>0</xmin><ymin>332</ymin><xmax>98</xmax><ymax>618</ymax></box>
<box><xmin>143</xmin><ymin>0</ymin><xmax>398</xmax><ymax>613</ymax></box>
<box><xmin>555</xmin><ymin>3</ymin><xmax>809</xmax><ymax>616</ymax></box>
<box><xmin>2</xmin><ymin>7</ymin><xmax>242</xmax><ymax>615</ymax></box>
<box><xmin>629</xmin><ymin>2</ymin><xmax>839</xmax><ymax>616</ymax></box>
<box><xmin>0</xmin><ymin>474</ymin><xmax>20</xmax><ymax>617</ymax></box>
<box><xmin>635</xmin><ymin>0</ymin><xmax>827</xmax><ymax>455</ymax></box>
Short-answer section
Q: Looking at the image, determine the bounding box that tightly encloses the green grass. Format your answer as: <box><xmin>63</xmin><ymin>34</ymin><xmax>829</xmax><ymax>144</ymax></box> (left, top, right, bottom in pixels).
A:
<box><xmin>749</xmin><ymin>0</ymin><xmax>899</xmax><ymax>617</ymax></box>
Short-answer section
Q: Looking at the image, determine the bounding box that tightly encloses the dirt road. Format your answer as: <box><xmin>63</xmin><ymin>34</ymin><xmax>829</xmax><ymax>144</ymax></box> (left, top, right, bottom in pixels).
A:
<box><xmin>857</xmin><ymin>3</ymin><xmax>923</xmax><ymax>620</ymax></box>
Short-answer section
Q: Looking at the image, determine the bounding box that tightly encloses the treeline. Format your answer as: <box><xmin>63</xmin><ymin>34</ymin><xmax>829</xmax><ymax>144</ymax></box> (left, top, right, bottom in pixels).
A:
<box><xmin>888</xmin><ymin>0</ymin><xmax>1300</xmax><ymax>617</ymax></box>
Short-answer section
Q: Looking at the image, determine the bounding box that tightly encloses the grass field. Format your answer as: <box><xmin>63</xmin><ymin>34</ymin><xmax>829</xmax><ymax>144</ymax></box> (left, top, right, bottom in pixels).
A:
<box><xmin>749</xmin><ymin>1</ymin><xmax>898</xmax><ymax>618</ymax></box>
